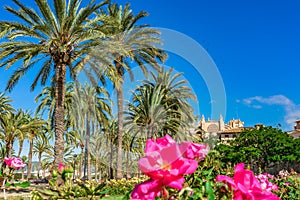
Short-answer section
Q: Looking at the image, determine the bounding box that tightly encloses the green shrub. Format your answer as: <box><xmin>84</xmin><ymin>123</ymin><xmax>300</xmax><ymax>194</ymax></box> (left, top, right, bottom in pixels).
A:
<box><xmin>103</xmin><ymin>177</ymin><xmax>147</xmax><ymax>196</ymax></box>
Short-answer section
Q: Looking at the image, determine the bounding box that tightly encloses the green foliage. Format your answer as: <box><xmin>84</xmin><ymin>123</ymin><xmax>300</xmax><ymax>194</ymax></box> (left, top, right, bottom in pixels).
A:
<box><xmin>31</xmin><ymin>167</ymin><xmax>107</xmax><ymax>200</ymax></box>
<box><xmin>31</xmin><ymin>179</ymin><xmax>107</xmax><ymax>200</ymax></box>
<box><xmin>5</xmin><ymin>180</ymin><xmax>30</xmax><ymax>188</ymax></box>
<box><xmin>31</xmin><ymin>172</ymin><xmax>146</xmax><ymax>199</ymax></box>
<box><xmin>215</xmin><ymin>126</ymin><xmax>299</xmax><ymax>172</ymax></box>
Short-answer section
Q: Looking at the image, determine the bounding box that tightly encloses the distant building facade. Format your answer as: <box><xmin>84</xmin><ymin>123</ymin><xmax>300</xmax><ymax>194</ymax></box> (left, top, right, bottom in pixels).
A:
<box><xmin>198</xmin><ymin>115</ymin><xmax>245</xmax><ymax>140</ymax></box>
<box><xmin>288</xmin><ymin>119</ymin><xmax>300</xmax><ymax>139</ymax></box>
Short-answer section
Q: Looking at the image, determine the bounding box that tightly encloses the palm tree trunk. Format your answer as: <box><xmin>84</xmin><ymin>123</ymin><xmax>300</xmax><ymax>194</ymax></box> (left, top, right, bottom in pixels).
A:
<box><xmin>79</xmin><ymin>147</ymin><xmax>84</xmax><ymax>178</ymax></box>
<box><xmin>27</xmin><ymin>138</ymin><xmax>33</xmax><ymax>180</ymax></box>
<box><xmin>83</xmin><ymin>145</ymin><xmax>87</xmax><ymax>179</ymax></box>
<box><xmin>99</xmin><ymin>166</ymin><xmax>102</xmax><ymax>182</ymax></box>
<box><xmin>21</xmin><ymin>168</ymin><xmax>25</xmax><ymax>180</ymax></box>
<box><xmin>116</xmin><ymin>87</ymin><xmax>124</xmax><ymax>179</ymax></box>
<box><xmin>115</xmin><ymin>58</ymin><xmax>124</xmax><ymax>180</ymax></box>
<box><xmin>95</xmin><ymin>157</ymin><xmax>98</xmax><ymax>181</ymax></box>
<box><xmin>109</xmin><ymin>137</ymin><xmax>114</xmax><ymax>179</ymax></box>
<box><xmin>53</xmin><ymin>63</ymin><xmax>66</xmax><ymax>169</ymax></box>
<box><xmin>18</xmin><ymin>140</ymin><xmax>24</xmax><ymax>157</ymax></box>
<box><xmin>126</xmin><ymin>150</ymin><xmax>129</xmax><ymax>179</ymax></box>
<box><xmin>37</xmin><ymin>152</ymin><xmax>42</xmax><ymax>178</ymax></box>
<box><xmin>86</xmin><ymin>116</ymin><xmax>91</xmax><ymax>180</ymax></box>
<box><xmin>6</xmin><ymin>140</ymin><xmax>13</xmax><ymax>158</ymax></box>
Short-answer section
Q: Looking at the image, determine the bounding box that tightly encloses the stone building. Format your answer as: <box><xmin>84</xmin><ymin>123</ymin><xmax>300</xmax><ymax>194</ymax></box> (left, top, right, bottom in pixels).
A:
<box><xmin>198</xmin><ymin>115</ymin><xmax>245</xmax><ymax>140</ymax></box>
<box><xmin>288</xmin><ymin>119</ymin><xmax>300</xmax><ymax>139</ymax></box>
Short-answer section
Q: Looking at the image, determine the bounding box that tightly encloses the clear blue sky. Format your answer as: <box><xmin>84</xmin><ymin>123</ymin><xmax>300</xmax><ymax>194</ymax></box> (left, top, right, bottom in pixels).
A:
<box><xmin>0</xmin><ymin>0</ymin><xmax>300</xmax><ymax>133</ymax></box>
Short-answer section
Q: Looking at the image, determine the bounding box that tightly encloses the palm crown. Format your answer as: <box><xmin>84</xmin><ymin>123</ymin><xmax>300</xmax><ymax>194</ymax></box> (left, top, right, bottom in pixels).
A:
<box><xmin>0</xmin><ymin>0</ymin><xmax>109</xmax><ymax>168</ymax></box>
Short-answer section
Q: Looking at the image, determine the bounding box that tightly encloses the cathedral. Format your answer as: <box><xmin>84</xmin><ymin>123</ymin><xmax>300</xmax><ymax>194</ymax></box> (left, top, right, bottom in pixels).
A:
<box><xmin>198</xmin><ymin>115</ymin><xmax>245</xmax><ymax>140</ymax></box>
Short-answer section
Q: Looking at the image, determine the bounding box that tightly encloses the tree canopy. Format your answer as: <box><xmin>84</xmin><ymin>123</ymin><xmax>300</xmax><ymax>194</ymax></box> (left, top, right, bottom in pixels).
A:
<box><xmin>215</xmin><ymin>126</ymin><xmax>300</xmax><ymax>173</ymax></box>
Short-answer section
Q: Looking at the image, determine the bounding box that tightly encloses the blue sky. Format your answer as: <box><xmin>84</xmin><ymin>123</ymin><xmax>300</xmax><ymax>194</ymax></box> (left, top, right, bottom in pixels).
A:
<box><xmin>0</xmin><ymin>0</ymin><xmax>300</xmax><ymax>133</ymax></box>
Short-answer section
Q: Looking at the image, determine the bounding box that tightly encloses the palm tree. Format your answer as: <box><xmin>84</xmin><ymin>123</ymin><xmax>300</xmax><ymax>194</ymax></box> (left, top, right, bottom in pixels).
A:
<box><xmin>0</xmin><ymin>0</ymin><xmax>108</xmax><ymax>168</ymax></box>
<box><xmin>71</xmin><ymin>83</ymin><xmax>111</xmax><ymax>180</ymax></box>
<box><xmin>17</xmin><ymin>110</ymin><xmax>31</xmax><ymax>158</ymax></box>
<box><xmin>17</xmin><ymin>110</ymin><xmax>45</xmax><ymax>158</ymax></box>
<box><xmin>93</xmin><ymin>2</ymin><xmax>167</xmax><ymax>179</ymax></box>
<box><xmin>0</xmin><ymin>143</ymin><xmax>16</xmax><ymax>162</ymax></box>
<box><xmin>99</xmin><ymin>117</ymin><xmax>118</xmax><ymax>179</ymax></box>
<box><xmin>90</xmin><ymin>133</ymin><xmax>108</xmax><ymax>181</ymax></box>
<box><xmin>149</xmin><ymin>68</ymin><xmax>196</xmax><ymax>141</ymax></box>
<box><xmin>0</xmin><ymin>93</ymin><xmax>14</xmax><ymax>115</ymax></box>
<box><xmin>0</xmin><ymin>109</ymin><xmax>40</xmax><ymax>157</ymax></box>
<box><xmin>125</xmin><ymin>84</ymin><xmax>171</xmax><ymax>139</ymax></box>
<box><xmin>33</xmin><ymin>133</ymin><xmax>52</xmax><ymax>178</ymax></box>
<box><xmin>35</xmin><ymin>82</ymin><xmax>76</xmax><ymax>129</ymax></box>
<box><xmin>125</xmin><ymin>68</ymin><xmax>196</xmax><ymax>140</ymax></box>
<box><xmin>21</xmin><ymin>155</ymin><xmax>27</xmax><ymax>180</ymax></box>
<box><xmin>42</xmin><ymin>144</ymin><xmax>76</xmax><ymax>169</ymax></box>
<box><xmin>27</xmin><ymin>119</ymin><xmax>47</xmax><ymax>180</ymax></box>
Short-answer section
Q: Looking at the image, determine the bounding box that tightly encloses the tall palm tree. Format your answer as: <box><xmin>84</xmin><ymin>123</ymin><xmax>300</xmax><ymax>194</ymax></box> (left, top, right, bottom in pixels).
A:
<box><xmin>102</xmin><ymin>117</ymin><xmax>118</xmax><ymax>179</ymax></box>
<box><xmin>90</xmin><ymin>133</ymin><xmax>108</xmax><ymax>181</ymax></box>
<box><xmin>0</xmin><ymin>0</ymin><xmax>108</xmax><ymax>168</ymax></box>
<box><xmin>27</xmin><ymin>119</ymin><xmax>47</xmax><ymax>180</ymax></box>
<box><xmin>93</xmin><ymin>3</ymin><xmax>167</xmax><ymax>179</ymax></box>
<box><xmin>71</xmin><ymin>83</ymin><xmax>111</xmax><ymax>180</ymax></box>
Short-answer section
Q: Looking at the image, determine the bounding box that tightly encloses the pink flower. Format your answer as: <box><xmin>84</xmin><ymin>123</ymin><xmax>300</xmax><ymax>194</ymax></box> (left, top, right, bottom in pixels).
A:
<box><xmin>4</xmin><ymin>157</ymin><xmax>13</xmax><ymax>166</ymax></box>
<box><xmin>256</xmin><ymin>173</ymin><xmax>278</xmax><ymax>192</ymax></box>
<box><xmin>131</xmin><ymin>179</ymin><xmax>162</xmax><ymax>200</ymax></box>
<box><xmin>10</xmin><ymin>157</ymin><xmax>26</xmax><ymax>170</ymax></box>
<box><xmin>139</xmin><ymin>139</ymin><xmax>198</xmax><ymax>190</ymax></box>
<box><xmin>180</xmin><ymin>142</ymin><xmax>209</xmax><ymax>160</ymax></box>
<box><xmin>216</xmin><ymin>163</ymin><xmax>280</xmax><ymax>200</ymax></box>
<box><xmin>145</xmin><ymin>134</ymin><xmax>175</xmax><ymax>153</ymax></box>
<box><xmin>4</xmin><ymin>157</ymin><xmax>26</xmax><ymax>170</ymax></box>
<box><xmin>135</xmin><ymin>135</ymin><xmax>209</xmax><ymax>199</ymax></box>
<box><xmin>58</xmin><ymin>163</ymin><xmax>65</xmax><ymax>173</ymax></box>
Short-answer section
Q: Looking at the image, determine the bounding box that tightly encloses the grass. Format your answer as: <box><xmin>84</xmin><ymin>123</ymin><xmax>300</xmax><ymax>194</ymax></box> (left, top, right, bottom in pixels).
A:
<box><xmin>101</xmin><ymin>196</ymin><xmax>124</xmax><ymax>200</ymax></box>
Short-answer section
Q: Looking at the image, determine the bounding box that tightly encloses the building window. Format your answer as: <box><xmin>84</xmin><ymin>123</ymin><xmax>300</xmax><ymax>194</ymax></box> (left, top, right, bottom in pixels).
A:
<box><xmin>225</xmin><ymin>134</ymin><xmax>229</xmax><ymax>138</ymax></box>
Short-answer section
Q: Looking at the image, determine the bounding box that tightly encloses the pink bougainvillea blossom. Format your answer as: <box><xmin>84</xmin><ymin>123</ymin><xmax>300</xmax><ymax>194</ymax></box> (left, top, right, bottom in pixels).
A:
<box><xmin>4</xmin><ymin>157</ymin><xmax>26</xmax><ymax>170</ymax></box>
<box><xmin>216</xmin><ymin>163</ymin><xmax>280</xmax><ymax>200</ymax></box>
